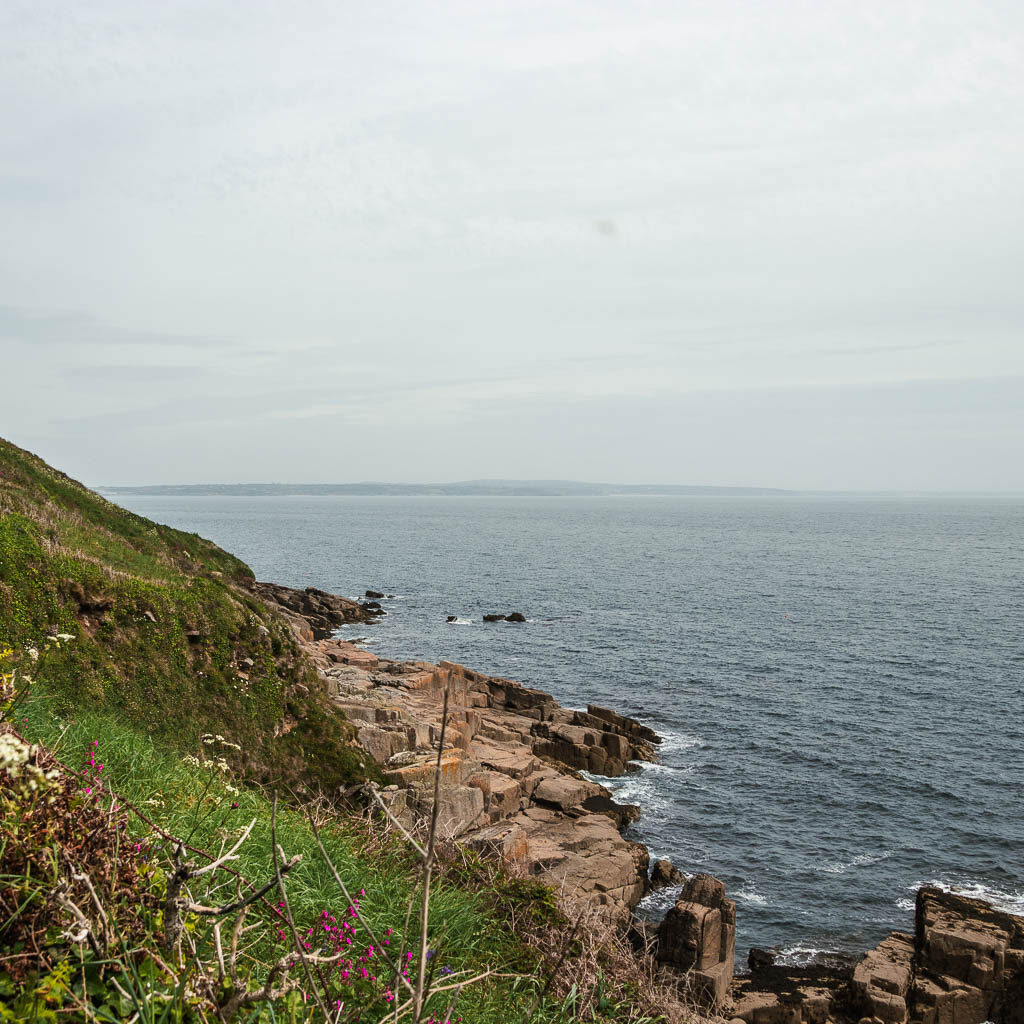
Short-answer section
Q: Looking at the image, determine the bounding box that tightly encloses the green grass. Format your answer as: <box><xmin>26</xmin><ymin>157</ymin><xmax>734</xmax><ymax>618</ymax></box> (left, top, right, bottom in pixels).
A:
<box><xmin>7</xmin><ymin>689</ymin><xmax>601</xmax><ymax>1024</ymax></box>
<box><xmin>0</xmin><ymin>438</ymin><xmax>673</xmax><ymax>1024</ymax></box>
<box><xmin>0</xmin><ymin>437</ymin><xmax>372</xmax><ymax>793</ymax></box>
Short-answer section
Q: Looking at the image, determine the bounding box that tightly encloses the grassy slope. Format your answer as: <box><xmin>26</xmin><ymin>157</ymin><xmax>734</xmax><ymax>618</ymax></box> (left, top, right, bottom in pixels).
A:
<box><xmin>0</xmin><ymin>440</ymin><xmax>684</xmax><ymax>1024</ymax></box>
<box><xmin>8</xmin><ymin>697</ymin><xmax>571</xmax><ymax>1024</ymax></box>
<box><xmin>0</xmin><ymin>436</ymin><xmax>369</xmax><ymax>793</ymax></box>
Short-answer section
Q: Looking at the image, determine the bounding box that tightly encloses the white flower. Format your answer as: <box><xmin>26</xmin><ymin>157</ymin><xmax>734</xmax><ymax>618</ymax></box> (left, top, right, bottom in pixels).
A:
<box><xmin>26</xmin><ymin>648</ymin><xmax>38</xmax><ymax>662</ymax></box>
<box><xmin>55</xmin><ymin>633</ymin><xmax>75</xmax><ymax>642</ymax></box>
<box><xmin>0</xmin><ymin>732</ymin><xmax>31</xmax><ymax>777</ymax></box>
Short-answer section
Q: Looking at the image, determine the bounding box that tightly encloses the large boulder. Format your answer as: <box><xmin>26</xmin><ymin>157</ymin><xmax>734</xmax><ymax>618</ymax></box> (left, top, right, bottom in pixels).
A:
<box><xmin>851</xmin><ymin>931</ymin><xmax>914</xmax><ymax>1023</ymax></box>
<box><xmin>650</xmin><ymin>858</ymin><xmax>685</xmax><ymax>889</ymax></box>
<box><xmin>656</xmin><ymin>873</ymin><xmax>736</xmax><ymax>1010</ymax></box>
<box><xmin>848</xmin><ymin>888</ymin><xmax>1024</xmax><ymax>1024</ymax></box>
<box><xmin>911</xmin><ymin>886</ymin><xmax>1024</xmax><ymax>1024</ymax></box>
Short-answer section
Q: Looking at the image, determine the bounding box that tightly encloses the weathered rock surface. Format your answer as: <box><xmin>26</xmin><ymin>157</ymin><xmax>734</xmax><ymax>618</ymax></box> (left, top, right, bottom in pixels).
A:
<box><xmin>656</xmin><ymin>873</ymin><xmax>737</xmax><ymax>1010</ymax></box>
<box><xmin>251</xmin><ymin>581</ymin><xmax>375</xmax><ymax>638</ymax></box>
<box><xmin>845</xmin><ymin>887</ymin><xmax>1024</xmax><ymax>1024</ymax></box>
<box><xmin>732</xmin><ymin>957</ymin><xmax>854</xmax><ymax>1024</ymax></box>
<box><xmin>650</xmin><ymin>857</ymin><xmax>685</xmax><ymax>890</ymax></box>
<box><xmin>286</xmin><ymin>613</ymin><xmax>661</xmax><ymax>927</ymax></box>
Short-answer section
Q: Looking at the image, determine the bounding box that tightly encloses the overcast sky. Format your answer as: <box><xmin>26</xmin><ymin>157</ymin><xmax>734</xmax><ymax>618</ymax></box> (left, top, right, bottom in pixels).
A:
<box><xmin>2</xmin><ymin>0</ymin><xmax>1022</xmax><ymax>490</ymax></box>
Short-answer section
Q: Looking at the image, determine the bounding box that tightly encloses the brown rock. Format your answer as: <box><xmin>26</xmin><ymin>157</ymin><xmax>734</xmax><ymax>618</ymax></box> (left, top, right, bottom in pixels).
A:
<box><xmin>581</xmin><ymin>794</ymin><xmax>642</xmax><ymax>831</ymax></box>
<box><xmin>467</xmin><ymin>770</ymin><xmax>522</xmax><ymax>821</ymax></box>
<box><xmin>463</xmin><ymin>821</ymin><xmax>529</xmax><ymax>863</ymax></box>
<box><xmin>532</xmin><ymin>775</ymin><xmax>603</xmax><ymax>811</ymax></box>
<box><xmin>650</xmin><ymin>858</ymin><xmax>685</xmax><ymax>889</ymax></box>
<box><xmin>852</xmin><ymin>932</ymin><xmax>913</xmax><ymax>1023</ymax></box>
<box><xmin>656</xmin><ymin>873</ymin><xmax>734</xmax><ymax>1010</ymax></box>
<box><xmin>910</xmin><ymin>885</ymin><xmax>1024</xmax><ymax>1024</ymax></box>
<box><xmin>406</xmin><ymin>783</ymin><xmax>484</xmax><ymax>839</ymax></box>
<box><xmin>473</xmin><ymin>743</ymin><xmax>538</xmax><ymax>779</ymax></box>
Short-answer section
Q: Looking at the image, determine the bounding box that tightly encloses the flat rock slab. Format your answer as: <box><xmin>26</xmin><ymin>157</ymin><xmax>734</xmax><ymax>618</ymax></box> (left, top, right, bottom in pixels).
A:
<box><xmin>471</xmin><ymin>742</ymin><xmax>538</xmax><ymax>779</ymax></box>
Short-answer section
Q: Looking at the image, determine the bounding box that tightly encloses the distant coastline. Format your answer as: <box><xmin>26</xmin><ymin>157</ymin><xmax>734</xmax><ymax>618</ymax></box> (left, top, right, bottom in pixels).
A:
<box><xmin>98</xmin><ymin>479</ymin><xmax>793</xmax><ymax>497</ymax></box>
<box><xmin>97</xmin><ymin>481</ymin><xmax>1024</xmax><ymax>498</ymax></box>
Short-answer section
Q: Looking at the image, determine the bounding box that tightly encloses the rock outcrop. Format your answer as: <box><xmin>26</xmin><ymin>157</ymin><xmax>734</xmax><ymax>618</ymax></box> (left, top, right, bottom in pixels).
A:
<box><xmin>848</xmin><ymin>887</ymin><xmax>1024</xmax><ymax>1024</ymax></box>
<box><xmin>299</xmin><ymin>632</ymin><xmax>661</xmax><ymax>927</ymax></box>
<box><xmin>251</xmin><ymin>582</ymin><xmax>376</xmax><ymax>639</ymax></box>
<box><xmin>656</xmin><ymin>873</ymin><xmax>736</xmax><ymax>1009</ymax></box>
<box><xmin>731</xmin><ymin>961</ymin><xmax>849</xmax><ymax>1024</ymax></box>
<box><xmin>650</xmin><ymin>857</ymin><xmax>684</xmax><ymax>889</ymax></box>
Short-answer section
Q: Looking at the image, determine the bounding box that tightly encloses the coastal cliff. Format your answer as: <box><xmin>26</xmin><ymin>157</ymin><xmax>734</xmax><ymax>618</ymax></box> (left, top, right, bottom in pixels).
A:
<box><xmin>249</xmin><ymin>579</ymin><xmax>660</xmax><ymax>928</ymax></box>
<box><xmin>260</xmin><ymin>581</ymin><xmax>1024</xmax><ymax>1024</ymax></box>
<box><xmin>3</xmin><ymin>436</ymin><xmax>1022</xmax><ymax>1024</ymax></box>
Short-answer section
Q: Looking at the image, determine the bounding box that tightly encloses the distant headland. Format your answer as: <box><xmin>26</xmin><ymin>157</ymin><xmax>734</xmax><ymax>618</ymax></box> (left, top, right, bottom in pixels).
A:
<box><xmin>98</xmin><ymin>479</ymin><xmax>793</xmax><ymax>497</ymax></box>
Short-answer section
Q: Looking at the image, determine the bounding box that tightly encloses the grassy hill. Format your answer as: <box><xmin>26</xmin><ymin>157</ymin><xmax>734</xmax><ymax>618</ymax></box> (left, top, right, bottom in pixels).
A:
<box><xmin>0</xmin><ymin>437</ymin><xmax>367</xmax><ymax>793</ymax></box>
<box><xmin>0</xmin><ymin>439</ymin><xmax>700</xmax><ymax>1024</ymax></box>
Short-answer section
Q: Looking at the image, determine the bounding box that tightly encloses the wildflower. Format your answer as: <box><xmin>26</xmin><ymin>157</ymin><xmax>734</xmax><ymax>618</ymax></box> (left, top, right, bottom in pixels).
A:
<box><xmin>55</xmin><ymin>633</ymin><xmax>75</xmax><ymax>642</ymax></box>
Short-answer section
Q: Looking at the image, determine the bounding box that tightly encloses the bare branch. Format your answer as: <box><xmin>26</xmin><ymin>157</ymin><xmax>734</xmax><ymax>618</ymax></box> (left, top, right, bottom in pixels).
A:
<box><xmin>186</xmin><ymin>857</ymin><xmax>300</xmax><ymax>917</ymax></box>
<box><xmin>414</xmin><ymin>681</ymin><xmax>450</xmax><ymax>1022</ymax></box>
<box><xmin>191</xmin><ymin>819</ymin><xmax>257</xmax><ymax>878</ymax></box>
<box><xmin>365</xmin><ymin>785</ymin><xmax>426</xmax><ymax>858</ymax></box>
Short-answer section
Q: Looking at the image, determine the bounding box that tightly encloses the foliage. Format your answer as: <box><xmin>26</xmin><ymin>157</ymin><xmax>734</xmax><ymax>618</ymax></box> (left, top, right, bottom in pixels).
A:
<box><xmin>0</xmin><ymin>441</ymin><xmax>711</xmax><ymax>1023</ymax></box>
<box><xmin>0</xmin><ymin>437</ymin><xmax>371</xmax><ymax>794</ymax></box>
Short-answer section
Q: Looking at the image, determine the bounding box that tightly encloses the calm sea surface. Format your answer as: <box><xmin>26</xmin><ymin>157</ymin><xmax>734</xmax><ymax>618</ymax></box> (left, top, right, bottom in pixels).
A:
<box><xmin>116</xmin><ymin>493</ymin><xmax>1024</xmax><ymax>962</ymax></box>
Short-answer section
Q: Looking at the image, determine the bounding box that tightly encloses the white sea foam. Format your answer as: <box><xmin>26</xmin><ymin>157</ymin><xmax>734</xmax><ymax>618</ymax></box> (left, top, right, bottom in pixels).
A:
<box><xmin>657</xmin><ymin>729</ymin><xmax>705</xmax><ymax>759</ymax></box>
<box><xmin>902</xmin><ymin>879</ymin><xmax>1024</xmax><ymax>917</ymax></box>
<box><xmin>636</xmin><ymin>887</ymin><xmax>680</xmax><ymax>919</ymax></box>
<box><xmin>775</xmin><ymin>944</ymin><xmax>828</xmax><ymax>967</ymax></box>
<box><xmin>819</xmin><ymin>850</ymin><xmax>892</xmax><ymax>874</ymax></box>
<box><xmin>735</xmin><ymin>885</ymin><xmax>769</xmax><ymax>906</ymax></box>
<box><xmin>447</xmin><ymin>617</ymin><xmax>473</xmax><ymax>625</ymax></box>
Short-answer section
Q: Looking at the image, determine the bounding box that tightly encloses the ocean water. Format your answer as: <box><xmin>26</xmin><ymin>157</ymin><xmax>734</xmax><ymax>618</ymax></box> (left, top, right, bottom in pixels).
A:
<box><xmin>115</xmin><ymin>493</ymin><xmax>1024</xmax><ymax>963</ymax></box>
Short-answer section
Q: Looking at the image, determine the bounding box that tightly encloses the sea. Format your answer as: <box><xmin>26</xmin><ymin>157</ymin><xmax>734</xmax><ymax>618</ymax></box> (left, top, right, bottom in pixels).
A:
<box><xmin>114</xmin><ymin>492</ymin><xmax>1024</xmax><ymax>965</ymax></box>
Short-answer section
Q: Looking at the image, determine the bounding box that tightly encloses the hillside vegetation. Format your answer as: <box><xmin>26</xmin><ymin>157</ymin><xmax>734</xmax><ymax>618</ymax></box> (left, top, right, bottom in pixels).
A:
<box><xmin>0</xmin><ymin>436</ymin><xmax>366</xmax><ymax>792</ymax></box>
<box><xmin>0</xmin><ymin>440</ymin><xmax>705</xmax><ymax>1024</ymax></box>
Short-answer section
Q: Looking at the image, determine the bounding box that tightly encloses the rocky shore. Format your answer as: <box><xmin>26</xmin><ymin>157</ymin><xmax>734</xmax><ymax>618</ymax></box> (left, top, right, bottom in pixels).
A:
<box><xmin>255</xmin><ymin>582</ymin><xmax>1024</xmax><ymax>1024</ymax></box>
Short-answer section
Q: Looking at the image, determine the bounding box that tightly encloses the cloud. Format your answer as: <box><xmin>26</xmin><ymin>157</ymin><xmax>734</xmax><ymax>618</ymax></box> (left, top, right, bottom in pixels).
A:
<box><xmin>2</xmin><ymin>1</ymin><xmax>1023</xmax><ymax>488</ymax></box>
<box><xmin>0</xmin><ymin>306</ymin><xmax>232</xmax><ymax>350</ymax></box>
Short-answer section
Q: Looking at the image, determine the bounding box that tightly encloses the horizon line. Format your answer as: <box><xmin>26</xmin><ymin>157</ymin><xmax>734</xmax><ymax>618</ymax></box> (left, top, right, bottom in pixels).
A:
<box><xmin>96</xmin><ymin>479</ymin><xmax>1024</xmax><ymax>497</ymax></box>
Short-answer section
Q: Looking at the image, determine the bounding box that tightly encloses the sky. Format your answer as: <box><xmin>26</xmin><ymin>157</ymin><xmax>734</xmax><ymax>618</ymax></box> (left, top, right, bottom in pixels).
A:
<box><xmin>2</xmin><ymin>0</ymin><xmax>1023</xmax><ymax>491</ymax></box>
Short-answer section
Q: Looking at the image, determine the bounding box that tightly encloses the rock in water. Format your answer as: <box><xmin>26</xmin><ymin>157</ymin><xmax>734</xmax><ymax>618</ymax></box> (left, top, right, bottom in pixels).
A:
<box><xmin>649</xmin><ymin>858</ymin><xmax>685</xmax><ymax>889</ymax></box>
<box><xmin>506</xmin><ymin>611</ymin><xmax>526</xmax><ymax>622</ymax></box>
<box><xmin>747</xmin><ymin>947</ymin><xmax>776</xmax><ymax>971</ymax></box>
<box><xmin>365</xmin><ymin>589</ymin><xmax>385</xmax><ymax>599</ymax></box>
